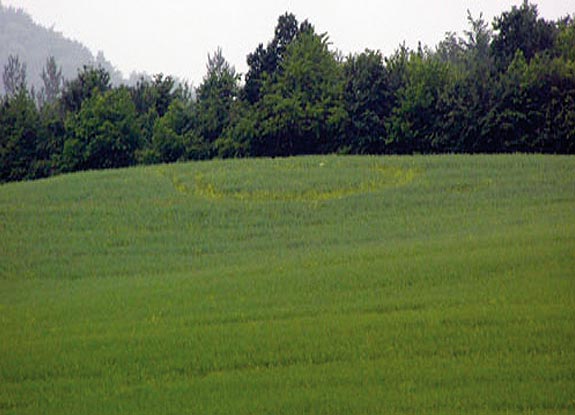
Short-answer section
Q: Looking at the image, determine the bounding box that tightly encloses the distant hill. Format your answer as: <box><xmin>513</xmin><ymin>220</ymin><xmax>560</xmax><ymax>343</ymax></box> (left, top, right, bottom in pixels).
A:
<box><xmin>0</xmin><ymin>2</ymin><xmax>124</xmax><ymax>94</ymax></box>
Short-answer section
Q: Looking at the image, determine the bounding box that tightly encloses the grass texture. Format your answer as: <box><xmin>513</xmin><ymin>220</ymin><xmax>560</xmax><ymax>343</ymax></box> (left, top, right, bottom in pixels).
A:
<box><xmin>1</xmin><ymin>154</ymin><xmax>574</xmax><ymax>414</ymax></box>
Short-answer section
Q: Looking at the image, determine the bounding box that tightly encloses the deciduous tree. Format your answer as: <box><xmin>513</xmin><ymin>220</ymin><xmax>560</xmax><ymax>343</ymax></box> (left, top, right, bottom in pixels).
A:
<box><xmin>491</xmin><ymin>1</ymin><xmax>557</xmax><ymax>70</ymax></box>
<box><xmin>254</xmin><ymin>30</ymin><xmax>346</xmax><ymax>156</ymax></box>
<box><xmin>61</xmin><ymin>87</ymin><xmax>140</xmax><ymax>171</ymax></box>
<box><xmin>342</xmin><ymin>50</ymin><xmax>390</xmax><ymax>153</ymax></box>
<box><xmin>0</xmin><ymin>89</ymin><xmax>40</xmax><ymax>181</ymax></box>
<box><xmin>61</xmin><ymin>65</ymin><xmax>111</xmax><ymax>114</ymax></box>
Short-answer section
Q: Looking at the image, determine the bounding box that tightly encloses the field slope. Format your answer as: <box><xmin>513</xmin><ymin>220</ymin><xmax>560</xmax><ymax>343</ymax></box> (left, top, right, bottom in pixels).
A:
<box><xmin>1</xmin><ymin>155</ymin><xmax>574</xmax><ymax>414</ymax></box>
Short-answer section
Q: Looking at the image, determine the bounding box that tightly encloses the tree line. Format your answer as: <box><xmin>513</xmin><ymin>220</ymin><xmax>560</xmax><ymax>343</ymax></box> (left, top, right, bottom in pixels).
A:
<box><xmin>1</xmin><ymin>1</ymin><xmax>574</xmax><ymax>183</ymax></box>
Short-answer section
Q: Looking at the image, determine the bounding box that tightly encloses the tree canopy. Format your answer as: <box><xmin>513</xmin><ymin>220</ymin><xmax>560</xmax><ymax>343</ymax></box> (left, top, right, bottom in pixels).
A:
<box><xmin>1</xmin><ymin>3</ymin><xmax>574</xmax><ymax>183</ymax></box>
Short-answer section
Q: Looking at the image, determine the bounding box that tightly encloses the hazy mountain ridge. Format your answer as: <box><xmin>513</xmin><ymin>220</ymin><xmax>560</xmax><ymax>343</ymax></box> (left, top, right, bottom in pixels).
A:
<box><xmin>0</xmin><ymin>2</ymin><xmax>123</xmax><ymax>94</ymax></box>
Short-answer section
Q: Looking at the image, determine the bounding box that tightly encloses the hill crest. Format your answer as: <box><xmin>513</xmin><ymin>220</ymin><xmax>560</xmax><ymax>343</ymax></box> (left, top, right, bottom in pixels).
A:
<box><xmin>0</xmin><ymin>2</ymin><xmax>123</xmax><ymax>94</ymax></box>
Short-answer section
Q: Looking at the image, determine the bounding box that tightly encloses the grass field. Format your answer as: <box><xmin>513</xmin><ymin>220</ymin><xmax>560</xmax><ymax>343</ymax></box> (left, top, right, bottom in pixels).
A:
<box><xmin>1</xmin><ymin>154</ymin><xmax>574</xmax><ymax>414</ymax></box>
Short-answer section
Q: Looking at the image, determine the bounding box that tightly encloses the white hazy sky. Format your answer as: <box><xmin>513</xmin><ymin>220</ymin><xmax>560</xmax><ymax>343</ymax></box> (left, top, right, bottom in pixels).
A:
<box><xmin>3</xmin><ymin>0</ymin><xmax>573</xmax><ymax>84</ymax></box>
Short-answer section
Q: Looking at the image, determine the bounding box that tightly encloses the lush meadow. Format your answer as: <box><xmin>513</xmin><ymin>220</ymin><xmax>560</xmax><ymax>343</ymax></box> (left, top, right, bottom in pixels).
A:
<box><xmin>1</xmin><ymin>155</ymin><xmax>574</xmax><ymax>414</ymax></box>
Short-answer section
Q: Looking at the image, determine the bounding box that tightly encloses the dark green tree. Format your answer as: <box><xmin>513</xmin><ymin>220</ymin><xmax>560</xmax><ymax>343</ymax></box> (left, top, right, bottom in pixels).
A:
<box><xmin>436</xmin><ymin>12</ymin><xmax>496</xmax><ymax>152</ymax></box>
<box><xmin>151</xmin><ymin>73</ymin><xmax>177</xmax><ymax>117</ymax></box>
<box><xmin>193</xmin><ymin>48</ymin><xmax>240</xmax><ymax>156</ymax></box>
<box><xmin>386</xmin><ymin>51</ymin><xmax>451</xmax><ymax>154</ymax></box>
<box><xmin>254</xmin><ymin>30</ymin><xmax>346</xmax><ymax>156</ymax></box>
<box><xmin>61</xmin><ymin>65</ymin><xmax>111</xmax><ymax>114</ymax></box>
<box><xmin>383</xmin><ymin>44</ymin><xmax>411</xmax><ymax>112</ymax></box>
<box><xmin>215</xmin><ymin>99</ymin><xmax>256</xmax><ymax>158</ymax></box>
<box><xmin>483</xmin><ymin>51</ymin><xmax>533</xmax><ymax>152</ymax></box>
<box><xmin>525</xmin><ymin>54</ymin><xmax>575</xmax><ymax>153</ymax></box>
<box><xmin>342</xmin><ymin>50</ymin><xmax>390</xmax><ymax>153</ymax></box>
<box><xmin>148</xmin><ymin>99</ymin><xmax>203</xmax><ymax>163</ymax></box>
<box><xmin>36</xmin><ymin>100</ymin><xmax>66</xmax><ymax>176</ymax></box>
<box><xmin>555</xmin><ymin>16</ymin><xmax>575</xmax><ymax>61</ymax></box>
<box><xmin>129</xmin><ymin>76</ymin><xmax>156</xmax><ymax>115</ymax></box>
<box><xmin>244</xmin><ymin>13</ymin><xmax>301</xmax><ymax>104</ymax></box>
<box><xmin>435</xmin><ymin>32</ymin><xmax>465</xmax><ymax>66</ymax></box>
<box><xmin>484</xmin><ymin>52</ymin><xmax>575</xmax><ymax>153</ymax></box>
<box><xmin>128</xmin><ymin>73</ymin><xmax>181</xmax><ymax>157</ymax></box>
<box><xmin>61</xmin><ymin>87</ymin><xmax>140</xmax><ymax>171</ymax></box>
<box><xmin>491</xmin><ymin>1</ymin><xmax>557</xmax><ymax>71</ymax></box>
<box><xmin>0</xmin><ymin>89</ymin><xmax>40</xmax><ymax>181</ymax></box>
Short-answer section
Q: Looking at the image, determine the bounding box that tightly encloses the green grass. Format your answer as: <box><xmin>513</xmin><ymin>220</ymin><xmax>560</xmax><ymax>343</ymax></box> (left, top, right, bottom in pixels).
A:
<box><xmin>1</xmin><ymin>154</ymin><xmax>574</xmax><ymax>414</ymax></box>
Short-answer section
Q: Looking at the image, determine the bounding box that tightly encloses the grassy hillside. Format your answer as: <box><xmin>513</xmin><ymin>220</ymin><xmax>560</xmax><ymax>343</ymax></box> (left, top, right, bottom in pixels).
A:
<box><xmin>1</xmin><ymin>155</ymin><xmax>574</xmax><ymax>414</ymax></box>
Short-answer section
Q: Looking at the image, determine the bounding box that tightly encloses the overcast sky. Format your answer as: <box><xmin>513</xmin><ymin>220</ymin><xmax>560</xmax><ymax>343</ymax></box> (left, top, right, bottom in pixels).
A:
<box><xmin>3</xmin><ymin>0</ymin><xmax>573</xmax><ymax>84</ymax></box>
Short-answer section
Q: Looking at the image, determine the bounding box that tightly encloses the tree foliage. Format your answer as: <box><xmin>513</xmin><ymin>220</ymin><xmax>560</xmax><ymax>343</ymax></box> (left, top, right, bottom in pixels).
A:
<box><xmin>491</xmin><ymin>0</ymin><xmax>558</xmax><ymax>70</ymax></box>
<box><xmin>387</xmin><ymin>52</ymin><xmax>451</xmax><ymax>154</ymax></box>
<box><xmin>244</xmin><ymin>13</ymin><xmax>301</xmax><ymax>104</ymax></box>
<box><xmin>61</xmin><ymin>65</ymin><xmax>111</xmax><ymax>114</ymax></box>
<box><xmin>252</xmin><ymin>30</ymin><xmax>346</xmax><ymax>156</ymax></box>
<box><xmin>0</xmin><ymin>89</ymin><xmax>40</xmax><ymax>181</ymax></box>
<box><xmin>194</xmin><ymin>48</ymin><xmax>240</xmax><ymax>153</ymax></box>
<box><xmin>61</xmin><ymin>87</ymin><xmax>140</xmax><ymax>171</ymax></box>
<box><xmin>1</xmin><ymin>3</ymin><xmax>574</xmax><ymax>183</ymax></box>
<box><xmin>342</xmin><ymin>50</ymin><xmax>390</xmax><ymax>153</ymax></box>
